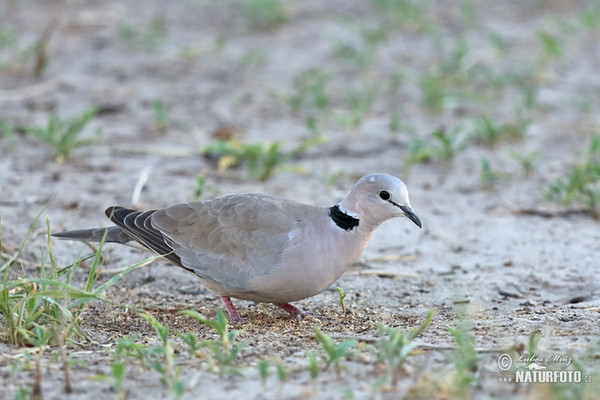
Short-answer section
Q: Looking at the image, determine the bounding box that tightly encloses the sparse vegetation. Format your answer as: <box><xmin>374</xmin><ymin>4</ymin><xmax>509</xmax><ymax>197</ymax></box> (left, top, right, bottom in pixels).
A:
<box><xmin>2</xmin><ymin>1</ymin><xmax>599</xmax><ymax>398</ymax></box>
<box><xmin>287</xmin><ymin>69</ymin><xmax>332</xmax><ymax>114</ymax></box>
<box><xmin>26</xmin><ymin>108</ymin><xmax>100</xmax><ymax>163</ymax></box>
<box><xmin>0</xmin><ymin>214</ymin><xmax>146</xmax><ymax>347</ymax></box>
<box><xmin>117</xmin><ymin>13</ymin><xmax>167</xmax><ymax>52</ymax></box>
<box><xmin>546</xmin><ymin>133</ymin><xmax>600</xmax><ymax>216</ymax></box>
<box><xmin>480</xmin><ymin>156</ymin><xmax>510</xmax><ymax>189</ymax></box>
<box><xmin>180</xmin><ymin>309</ymin><xmax>248</xmax><ymax>376</ymax></box>
<box><xmin>203</xmin><ymin>136</ymin><xmax>325</xmax><ymax>181</ymax></box>
<box><xmin>376</xmin><ymin>309</ymin><xmax>434</xmax><ymax>387</ymax></box>
<box><xmin>242</xmin><ymin>0</ymin><xmax>287</xmax><ymax>29</ymax></box>
<box><xmin>314</xmin><ymin>328</ymin><xmax>357</xmax><ymax>377</ymax></box>
<box><xmin>446</xmin><ymin>325</ymin><xmax>480</xmax><ymax>398</ymax></box>
<box><xmin>470</xmin><ymin>115</ymin><xmax>527</xmax><ymax>147</ymax></box>
<box><xmin>407</xmin><ymin>128</ymin><xmax>464</xmax><ymax>167</ymax></box>
<box><xmin>152</xmin><ymin>100</ymin><xmax>169</xmax><ymax>133</ymax></box>
<box><xmin>335</xmin><ymin>287</ymin><xmax>347</xmax><ymax>316</ymax></box>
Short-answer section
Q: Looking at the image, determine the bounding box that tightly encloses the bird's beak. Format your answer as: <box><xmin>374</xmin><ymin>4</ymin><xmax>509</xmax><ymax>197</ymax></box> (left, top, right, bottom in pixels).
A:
<box><xmin>399</xmin><ymin>205</ymin><xmax>422</xmax><ymax>229</ymax></box>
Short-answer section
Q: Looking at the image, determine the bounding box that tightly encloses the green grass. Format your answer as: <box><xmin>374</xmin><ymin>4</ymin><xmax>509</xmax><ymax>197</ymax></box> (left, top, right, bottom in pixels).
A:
<box><xmin>314</xmin><ymin>328</ymin><xmax>357</xmax><ymax>377</ymax></box>
<box><xmin>470</xmin><ymin>115</ymin><xmax>527</xmax><ymax>147</ymax></box>
<box><xmin>203</xmin><ymin>136</ymin><xmax>325</xmax><ymax>181</ymax></box>
<box><xmin>180</xmin><ymin>309</ymin><xmax>248</xmax><ymax>377</ymax></box>
<box><xmin>340</xmin><ymin>85</ymin><xmax>380</xmax><ymax>131</ymax></box>
<box><xmin>26</xmin><ymin>108</ymin><xmax>100</xmax><ymax>163</ymax></box>
<box><xmin>192</xmin><ymin>174</ymin><xmax>220</xmax><ymax>201</ymax></box>
<box><xmin>151</xmin><ymin>100</ymin><xmax>169</xmax><ymax>133</ymax></box>
<box><xmin>546</xmin><ymin>133</ymin><xmax>600</xmax><ymax>216</ymax></box>
<box><xmin>538</xmin><ymin>31</ymin><xmax>564</xmax><ymax>62</ymax></box>
<box><xmin>376</xmin><ymin>309</ymin><xmax>434</xmax><ymax>387</ymax></box>
<box><xmin>0</xmin><ymin>218</ymin><xmax>150</xmax><ymax>347</ymax></box>
<box><xmin>335</xmin><ymin>287</ymin><xmax>347</xmax><ymax>316</ymax></box>
<box><xmin>332</xmin><ymin>39</ymin><xmax>376</xmax><ymax>71</ymax></box>
<box><xmin>117</xmin><ymin>14</ymin><xmax>167</xmax><ymax>52</ymax></box>
<box><xmin>370</xmin><ymin>0</ymin><xmax>430</xmax><ymax>32</ymax></box>
<box><xmin>287</xmin><ymin>68</ymin><xmax>332</xmax><ymax>114</ymax></box>
<box><xmin>445</xmin><ymin>325</ymin><xmax>480</xmax><ymax>398</ymax></box>
<box><xmin>511</xmin><ymin>150</ymin><xmax>540</xmax><ymax>174</ymax></box>
<box><xmin>242</xmin><ymin>0</ymin><xmax>287</xmax><ymax>29</ymax></box>
<box><xmin>406</xmin><ymin>128</ymin><xmax>464</xmax><ymax>167</ymax></box>
<box><xmin>480</xmin><ymin>156</ymin><xmax>510</xmax><ymax>190</ymax></box>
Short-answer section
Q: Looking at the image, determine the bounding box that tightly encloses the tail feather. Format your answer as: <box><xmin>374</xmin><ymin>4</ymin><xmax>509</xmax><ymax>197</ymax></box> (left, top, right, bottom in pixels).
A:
<box><xmin>54</xmin><ymin>206</ymin><xmax>187</xmax><ymax>272</ymax></box>
<box><xmin>52</xmin><ymin>226</ymin><xmax>132</xmax><ymax>244</ymax></box>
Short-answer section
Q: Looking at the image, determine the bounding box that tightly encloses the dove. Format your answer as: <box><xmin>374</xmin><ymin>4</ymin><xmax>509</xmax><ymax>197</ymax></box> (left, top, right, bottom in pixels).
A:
<box><xmin>53</xmin><ymin>173</ymin><xmax>421</xmax><ymax>322</ymax></box>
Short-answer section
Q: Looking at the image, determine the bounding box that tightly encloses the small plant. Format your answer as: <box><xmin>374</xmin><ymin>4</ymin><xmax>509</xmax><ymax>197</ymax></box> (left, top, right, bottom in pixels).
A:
<box><xmin>204</xmin><ymin>136</ymin><xmax>324</xmax><ymax>181</ymax></box>
<box><xmin>307</xmin><ymin>351</ymin><xmax>319</xmax><ymax>380</ymax></box>
<box><xmin>480</xmin><ymin>157</ymin><xmax>509</xmax><ymax>190</ymax></box>
<box><xmin>193</xmin><ymin>174</ymin><xmax>220</xmax><ymax>201</ymax></box>
<box><xmin>511</xmin><ymin>150</ymin><xmax>539</xmax><ymax>174</ymax></box>
<box><xmin>377</xmin><ymin>309</ymin><xmax>434</xmax><ymax>387</ymax></box>
<box><xmin>335</xmin><ymin>287</ymin><xmax>347</xmax><ymax>316</ymax></box>
<box><xmin>332</xmin><ymin>39</ymin><xmax>376</xmax><ymax>71</ymax></box>
<box><xmin>538</xmin><ymin>31</ymin><xmax>563</xmax><ymax>62</ymax></box>
<box><xmin>113</xmin><ymin>335</ymin><xmax>180</xmax><ymax>398</ymax></box>
<box><xmin>340</xmin><ymin>85</ymin><xmax>379</xmax><ymax>130</ymax></box>
<box><xmin>26</xmin><ymin>108</ymin><xmax>100</xmax><ymax>163</ymax></box>
<box><xmin>258</xmin><ymin>359</ymin><xmax>270</xmax><ymax>388</ymax></box>
<box><xmin>152</xmin><ymin>100</ymin><xmax>168</xmax><ymax>133</ymax></box>
<box><xmin>580</xmin><ymin>4</ymin><xmax>600</xmax><ymax>30</ymax></box>
<box><xmin>407</xmin><ymin>128</ymin><xmax>463</xmax><ymax>167</ymax></box>
<box><xmin>204</xmin><ymin>139</ymin><xmax>286</xmax><ymax>181</ymax></box>
<box><xmin>117</xmin><ymin>14</ymin><xmax>167</xmax><ymax>52</ymax></box>
<box><xmin>370</xmin><ymin>0</ymin><xmax>429</xmax><ymax>31</ymax></box>
<box><xmin>287</xmin><ymin>68</ymin><xmax>331</xmax><ymax>114</ymax></box>
<box><xmin>419</xmin><ymin>70</ymin><xmax>449</xmax><ymax>114</ymax></box>
<box><xmin>546</xmin><ymin>133</ymin><xmax>600</xmax><ymax>216</ymax></box>
<box><xmin>446</xmin><ymin>326</ymin><xmax>480</xmax><ymax>398</ymax></box>
<box><xmin>180</xmin><ymin>309</ymin><xmax>248</xmax><ymax>376</ymax></box>
<box><xmin>527</xmin><ymin>329</ymin><xmax>542</xmax><ymax>359</ymax></box>
<box><xmin>111</xmin><ymin>361</ymin><xmax>126</xmax><ymax>400</ymax></box>
<box><xmin>139</xmin><ymin>314</ymin><xmax>186</xmax><ymax>398</ymax></box>
<box><xmin>470</xmin><ymin>115</ymin><xmax>526</xmax><ymax>147</ymax></box>
<box><xmin>242</xmin><ymin>0</ymin><xmax>287</xmax><ymax>29</ymax></box>
<box><xmin>314</xmin><ymin>328</ymin><xmax>357</xmax><ymax>377</ymax></box>
<box><xmin>238</xmin><ymin>50</ymin><xmax>267</xmax><ymax>69</ymax></box>
<box><xmin>0</xmin><ymin>120</ymin><xmax>18</xmax><ymax>144</ymax></box>
<box><xmin>275</xmin><ymin>363</ymin><xmax>287</xmax><ymax>383</ymax></box>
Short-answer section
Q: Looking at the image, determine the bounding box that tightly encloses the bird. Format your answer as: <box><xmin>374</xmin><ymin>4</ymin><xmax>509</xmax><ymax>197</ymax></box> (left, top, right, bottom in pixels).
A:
<box><xmin>53</xmin><ymin>173</ymin><xmax>421</xmax><ymax>322</ymax></box>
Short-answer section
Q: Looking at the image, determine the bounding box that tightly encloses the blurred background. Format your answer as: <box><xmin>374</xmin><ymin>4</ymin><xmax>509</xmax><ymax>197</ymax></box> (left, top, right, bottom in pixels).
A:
<box><xmin>1</xmin><ymin>1</ymin><xmax>600</xmax><ymax>398</ymax></box>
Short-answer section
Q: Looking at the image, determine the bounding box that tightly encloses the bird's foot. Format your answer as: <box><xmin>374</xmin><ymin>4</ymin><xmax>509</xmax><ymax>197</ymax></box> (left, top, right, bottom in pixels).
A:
<box><xmin>277</xmin><ymin>302</ymin><xmax>324</xmax><ymax>320</ymax></box>
<box><xmin>221</xmin><ymin>296</ymin><xmax>247</xmax><ymax>323</ymax></box>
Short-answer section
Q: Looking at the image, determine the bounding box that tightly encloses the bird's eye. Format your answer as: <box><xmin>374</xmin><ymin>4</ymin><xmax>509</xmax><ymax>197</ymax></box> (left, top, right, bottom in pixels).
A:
<box><xmin>379</xmin><ymin>190</ymin><xmax>391</xmax><ymax>201</ymax></box>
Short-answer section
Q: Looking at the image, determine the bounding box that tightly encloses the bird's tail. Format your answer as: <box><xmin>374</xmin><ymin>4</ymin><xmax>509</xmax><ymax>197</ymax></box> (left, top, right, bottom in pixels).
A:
<box><xmin>52</xmin><ymin>226</ymin><xmax>132</xmax><ymax>244</ymax></box>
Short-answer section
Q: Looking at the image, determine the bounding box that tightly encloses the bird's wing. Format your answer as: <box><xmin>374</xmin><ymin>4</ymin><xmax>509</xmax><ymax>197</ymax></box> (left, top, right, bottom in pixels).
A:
<box><xmin>150</xmin><ymin>194</ymin><xmax>313</xmax><ymax>291</ymax></box>
<box><xmin>105</xmin><ymin>206</ymin><xmax>191</xmax><ymax>270</ymax></box>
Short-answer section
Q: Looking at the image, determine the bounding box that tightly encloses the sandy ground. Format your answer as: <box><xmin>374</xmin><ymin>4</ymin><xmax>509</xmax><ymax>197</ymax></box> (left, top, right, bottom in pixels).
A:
<box><xmin>1</xmin><ymin>1</ymin><xmax>600</xmax><ymax>399</ymax></box>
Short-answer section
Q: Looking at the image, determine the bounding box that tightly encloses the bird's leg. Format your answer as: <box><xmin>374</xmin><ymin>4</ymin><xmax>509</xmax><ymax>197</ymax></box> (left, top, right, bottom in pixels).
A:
<box><xmin>277</xmin><ymin>302</ymin><xmax>323</xmax><ymax>320</ymax></box>
<box><xmin>221</xmin><ymin>296</ymin><xmax>246</xmax><ymax>323</ymax></box>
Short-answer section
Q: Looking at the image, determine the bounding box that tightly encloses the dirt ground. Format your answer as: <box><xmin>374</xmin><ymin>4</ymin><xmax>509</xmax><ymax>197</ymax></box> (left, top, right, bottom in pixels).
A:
<box><xmin>1</xmin><ymin>1</ymin><xmax>600</xmax><ymax>399</ymax></box>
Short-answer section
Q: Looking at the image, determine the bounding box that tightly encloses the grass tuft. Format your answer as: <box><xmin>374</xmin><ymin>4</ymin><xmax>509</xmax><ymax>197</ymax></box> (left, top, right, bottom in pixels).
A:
<box><xmin>376</xmin><ymin>309</ymin><xmax>434</xmax><ymax>387</ymax></box>
<box><xmin>546</xmin><ymin>133</ymin><xmax>600</xmax><ymax>216</ymax></box>
<box><xmin>26</xmin><ymin>108</ymin><xmax>100</xmax><ymax>163</ymax></box>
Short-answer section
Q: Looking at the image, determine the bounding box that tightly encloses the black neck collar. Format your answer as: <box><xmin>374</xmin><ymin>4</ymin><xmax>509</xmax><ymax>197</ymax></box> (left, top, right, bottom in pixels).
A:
<box><xmin>329</xmin><ymin>204</ymin><xmax>359</xmax><ymax>231</ymax></box>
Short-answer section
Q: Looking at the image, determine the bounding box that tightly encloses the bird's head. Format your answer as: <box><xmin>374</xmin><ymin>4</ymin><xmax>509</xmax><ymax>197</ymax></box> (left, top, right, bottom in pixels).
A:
<box><xmin>340</xmin><ymin>173</ymin><xmax>422</xmax><ymax>229</ymax></box>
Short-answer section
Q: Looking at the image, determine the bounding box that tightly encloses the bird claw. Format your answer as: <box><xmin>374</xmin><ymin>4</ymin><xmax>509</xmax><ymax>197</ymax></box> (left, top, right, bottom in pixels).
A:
<box><xmin>222</xmin><ymin>296</ymin><xmax>247</xmax><ymax>324</ymax></box>
<box><xmin>277</xmin><ymin>302</ymin><xmax>324</xmax><ymax>320</ymax></box>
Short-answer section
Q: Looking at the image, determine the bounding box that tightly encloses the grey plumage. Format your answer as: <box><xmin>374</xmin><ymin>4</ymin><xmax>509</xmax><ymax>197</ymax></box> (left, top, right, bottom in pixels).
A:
<box><xmin>54</xmin><ymin>173</ymin><xmax>421</xmax><ymax>321</ymax></box>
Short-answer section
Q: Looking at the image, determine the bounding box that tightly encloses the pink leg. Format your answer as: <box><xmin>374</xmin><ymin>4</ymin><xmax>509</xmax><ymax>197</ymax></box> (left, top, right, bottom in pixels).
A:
<box><xmin>277</xmin><ymin>302</ymin><xmax>323</xmax><ymax>320</ymax></box>
<box><xmin>222</xmin><ymin>296</ymin><xmax>246</xmax><ymax>323</ymax></box>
